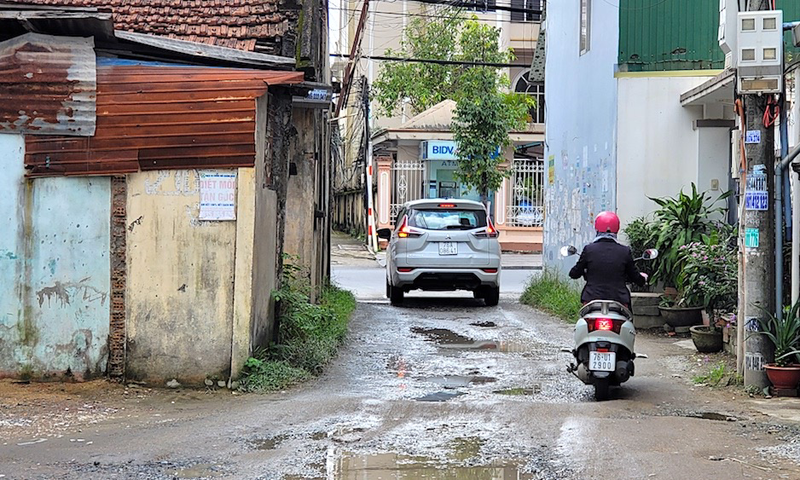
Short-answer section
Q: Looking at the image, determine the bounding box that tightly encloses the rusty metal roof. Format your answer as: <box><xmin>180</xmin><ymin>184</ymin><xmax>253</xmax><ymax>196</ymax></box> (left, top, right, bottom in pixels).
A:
<box><xmin>24</xmin><ymin>63</ymin><xmax>304</xmax><ymax>176</ymax></box>
<box><xmin>0</xmin><ymin>32</ymin><xmax>97</xmax><ymax>136</ymax></box>
<box><xmin>4</xmin><ymin>0</ymin><xmax>292</xmax><ymax>53</ymax></box>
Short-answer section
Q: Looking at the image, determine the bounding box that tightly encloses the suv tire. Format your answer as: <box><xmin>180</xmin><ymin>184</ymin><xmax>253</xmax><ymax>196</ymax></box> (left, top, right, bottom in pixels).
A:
<box><xmin>483</xmin><ymin>286</ymin><xmax>500</xmax><ymax>306</ymax></box>
<box><xmin>390</xmin><ymin>285</ymin><xmax>404</xmax><ymax>305</ymax></box>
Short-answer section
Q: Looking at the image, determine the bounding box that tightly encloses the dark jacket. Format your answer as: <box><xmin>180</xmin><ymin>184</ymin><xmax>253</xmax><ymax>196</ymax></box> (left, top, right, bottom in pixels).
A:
<box><xmin>568</xmin><ymin>238</ymin><xmax>646</xmax><ymax>306</ymax></box>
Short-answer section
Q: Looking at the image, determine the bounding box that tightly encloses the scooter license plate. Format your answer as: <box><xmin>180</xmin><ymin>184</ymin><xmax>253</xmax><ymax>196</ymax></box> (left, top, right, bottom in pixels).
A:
<box><xmin>589</xmin><ymin>351</ymin><xmax>616</xmax><ymax>372</ymax></box>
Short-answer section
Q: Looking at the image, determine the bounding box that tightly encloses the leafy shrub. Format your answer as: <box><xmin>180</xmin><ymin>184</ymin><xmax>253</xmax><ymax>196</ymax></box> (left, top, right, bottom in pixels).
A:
<box><xmin>675</xmin><ymin>225</ymin><xmax>737</xmax><ymax>316</ymax></box>
<box><xmin>648</xmin><ymin>183</ymin><xmax>730</xmax><ymax>288</ymax></box>
<box><xmin>521</xmin><ymin>269</ymin><xmax>582</xmax><ymax>323</ymax></box>
<box><xmin>238</xmin><ymin>256</ymin><xmax>356</xmax><ymax>392</ymax></box>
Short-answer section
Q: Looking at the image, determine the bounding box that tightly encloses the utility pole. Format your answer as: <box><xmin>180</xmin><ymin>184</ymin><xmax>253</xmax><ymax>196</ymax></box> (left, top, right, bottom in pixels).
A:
<box><xmin>742</xmin><ymin>0</ymin><xmax>776</xmax><ymax>389</ymax></box>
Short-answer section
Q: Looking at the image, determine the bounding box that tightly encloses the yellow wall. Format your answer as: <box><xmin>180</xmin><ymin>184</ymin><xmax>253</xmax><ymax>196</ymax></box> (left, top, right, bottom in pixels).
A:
<box><xmin>126</xmin><ymin>169</ymin><xmax>251</xmax><ymax>384</ymax></box>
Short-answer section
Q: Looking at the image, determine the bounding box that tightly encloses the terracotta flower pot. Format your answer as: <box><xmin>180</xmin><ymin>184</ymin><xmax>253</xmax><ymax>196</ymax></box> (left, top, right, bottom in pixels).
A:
<box><xmin>689</xmin><ymin>325</ymin><xmax>723</xmax><ymax>353</ymax></box>
<box><xmin>765</xmin><ymin>364</ymin><xmax>800</xmax><ymax>390</ymax></box>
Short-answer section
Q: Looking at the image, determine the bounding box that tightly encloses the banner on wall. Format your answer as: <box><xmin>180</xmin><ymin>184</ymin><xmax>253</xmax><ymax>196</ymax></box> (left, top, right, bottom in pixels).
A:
<box><xmin>199</xmin><ymin>170</ymin><xmax>237</xmax><ymax>220</ymax></box>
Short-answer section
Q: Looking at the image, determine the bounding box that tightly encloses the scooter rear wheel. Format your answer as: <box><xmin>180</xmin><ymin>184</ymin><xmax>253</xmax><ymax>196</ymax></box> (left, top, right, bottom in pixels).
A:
<box><xmin>593</xmin><ymin>378</ymin><xmax>610</xmax><ymax>401</ymax></box>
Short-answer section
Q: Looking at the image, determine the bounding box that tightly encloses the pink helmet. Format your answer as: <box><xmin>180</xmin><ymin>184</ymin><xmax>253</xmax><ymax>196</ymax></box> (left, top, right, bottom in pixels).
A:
<box><xmin>594</xmin><ymin>211</ymin><xmax>620</xmax><ymax>234</ymax></box>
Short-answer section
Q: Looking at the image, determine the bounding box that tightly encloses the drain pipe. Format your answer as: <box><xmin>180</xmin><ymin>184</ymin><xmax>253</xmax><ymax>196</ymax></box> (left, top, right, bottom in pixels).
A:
<box><xmin>776</xmin><ymin>141</ymin><xmax>800</xmax><ymax>320</ymax></box>
<box><xmin>793</xmin><ymin>161</ymin><xmax>800</xmax><ymax>304</ymax></box>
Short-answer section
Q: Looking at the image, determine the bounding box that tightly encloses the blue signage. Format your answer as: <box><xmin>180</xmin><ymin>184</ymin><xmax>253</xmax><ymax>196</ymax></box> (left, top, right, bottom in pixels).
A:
<box><xmin>423</xmin><ymin>140</ymin><xmax>459</xmax><ymax>160</ymax></box>
<box><xmin>745</xmin><ymin>191</ymin><xmax>768</xmax><ymax>210</ymax></box>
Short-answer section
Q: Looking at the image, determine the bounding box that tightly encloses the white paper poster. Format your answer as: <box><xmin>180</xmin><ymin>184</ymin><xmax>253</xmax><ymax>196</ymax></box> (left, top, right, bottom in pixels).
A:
<box><xmin>199</xmin><ymin>170</ymin><xmax>237</xmax><ymax>220</ymax></box>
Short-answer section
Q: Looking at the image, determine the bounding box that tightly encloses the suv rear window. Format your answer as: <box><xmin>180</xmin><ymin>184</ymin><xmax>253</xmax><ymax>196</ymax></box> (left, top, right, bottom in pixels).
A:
<box><xmin>406</xmin><ymin>208</ymin><xmax>487</xmax><ymax>230</ymax></box>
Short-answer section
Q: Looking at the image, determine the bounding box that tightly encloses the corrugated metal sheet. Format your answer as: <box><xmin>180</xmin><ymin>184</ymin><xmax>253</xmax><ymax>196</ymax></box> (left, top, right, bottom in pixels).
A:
<box><xmin>24</xmin><ymin>65</ymin><xmax>304</xmax><ymax>176</ymax></box>
<box><xmin>618</xmin><ymin>0</ymin><xmax>724</xmax><ymax>72</ymax></box>
<box><xmin>619</xmin><ymin>0</ymin><xmax>800</xmax><ymax>72</ymax></box>
<box><xmin>0</xmin><ymin>32</ymin><xmax>96</xmax><ymax>135</ymax></box>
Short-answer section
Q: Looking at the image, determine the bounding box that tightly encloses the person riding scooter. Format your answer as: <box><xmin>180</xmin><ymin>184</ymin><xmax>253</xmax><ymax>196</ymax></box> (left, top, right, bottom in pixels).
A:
<box><xmin>568</xmin><ymin>211</ymin><xmax>647</xmax><ymax>308</ymax></box>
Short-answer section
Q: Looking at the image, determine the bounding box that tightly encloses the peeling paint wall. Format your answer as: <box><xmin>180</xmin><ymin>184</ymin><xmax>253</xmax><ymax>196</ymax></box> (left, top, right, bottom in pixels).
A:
<box><xmin>125</xmin><ymin>169</ymin><xmax>242</xmax><ymax>384</ymax></box>
<box><xmin>0</xmin><ymin>133</ymin><xmax>110</xmax><ymax>379</ymax></box>
<box><xmin>543</xmin><ymin>1</ymin><xmax>619</xmax><ymax>275</ymax></box>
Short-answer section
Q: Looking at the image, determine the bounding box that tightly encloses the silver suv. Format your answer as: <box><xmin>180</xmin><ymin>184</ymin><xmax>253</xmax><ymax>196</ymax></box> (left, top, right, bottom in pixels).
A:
<box><xmin>377</xmin><ymin>199</ymin><xmax>502</xmax><ymax>306</ymax></box>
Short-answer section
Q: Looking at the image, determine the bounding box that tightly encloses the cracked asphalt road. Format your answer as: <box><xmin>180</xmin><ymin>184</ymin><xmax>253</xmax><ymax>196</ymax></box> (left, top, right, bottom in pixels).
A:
<box><xmin>1</xmin><ymin>238</ymin><xmax>800</xmax><ymax>479</ymax></box>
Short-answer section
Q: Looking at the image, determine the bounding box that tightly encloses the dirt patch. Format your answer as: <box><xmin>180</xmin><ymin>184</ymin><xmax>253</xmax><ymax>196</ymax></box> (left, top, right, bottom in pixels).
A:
<box><xmin>0</xmin><ymin>379</ymin><xmax>136</xmax><ymax>440</ymax></box>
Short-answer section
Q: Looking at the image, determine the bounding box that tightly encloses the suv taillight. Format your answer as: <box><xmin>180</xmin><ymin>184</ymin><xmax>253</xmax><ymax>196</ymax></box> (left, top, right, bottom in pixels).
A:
<box><xmin>397</xmin><ymin>216</ymin><xmax>423</xmax><ymax>238</ymax></box>
<box><xmin>472</xmin><ymin>217</ymin><xmax>499</xmax><ymax>238</ymax></box>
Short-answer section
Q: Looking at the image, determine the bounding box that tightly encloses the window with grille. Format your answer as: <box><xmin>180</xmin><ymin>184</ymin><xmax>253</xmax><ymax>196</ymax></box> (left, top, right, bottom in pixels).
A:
<box><xmin>514</xmin><ymin>70</ymin><xmax>545</xmax><ymax>124</ymax></box>
<box><xmin>511</xmin><ymin>0</ymin><xmax>542</xmax><ymax>22</ymax></box>
<box><xmin>466</xmin><ymin>0</ymin><xmax>496</xmax><ymax>13</ymax></box>
<box><xmin>580</xmin><ymin>0</ymin><xmax>591</xmax><ymax>55</ymax></box>
<box><xmin>506</xmin><ymin>159</ymin><xmax>545</xmax><ymax>227</ymax></box>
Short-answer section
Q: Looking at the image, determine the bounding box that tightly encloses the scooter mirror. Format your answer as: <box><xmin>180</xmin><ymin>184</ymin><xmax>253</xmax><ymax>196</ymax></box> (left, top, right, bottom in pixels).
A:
<box><xmin>643</xmin><ymin>248</ymin><xmax>659</xmax><ymax>260</ymax></box>
<box><xmin>560</xmin><ymin>245</ymin><xmax>578</xmax><ymax>257</ymax></box>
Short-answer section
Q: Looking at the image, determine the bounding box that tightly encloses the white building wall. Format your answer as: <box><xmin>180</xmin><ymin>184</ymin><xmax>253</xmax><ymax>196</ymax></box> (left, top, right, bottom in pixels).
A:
<box><xmin>616</xmin><ymin>75</ymin><xmax>721</xmax><ymax>224</ymax></box>
<box><xmin>543</xmin><ymin>0</ymin><xmax>619</xmax><ymax>273</ymax></box>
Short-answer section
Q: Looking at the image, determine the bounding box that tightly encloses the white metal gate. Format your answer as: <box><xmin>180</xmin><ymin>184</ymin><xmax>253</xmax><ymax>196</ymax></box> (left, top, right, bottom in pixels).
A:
<box><xmin>506</xmin><ymin>158</ymin><xmax>545</xmax><ymax>227</ymax></box>
<box><xmin>390</xmin><ymin>160</ymin><xmax>425</xmax><ymax>225</ymax></box>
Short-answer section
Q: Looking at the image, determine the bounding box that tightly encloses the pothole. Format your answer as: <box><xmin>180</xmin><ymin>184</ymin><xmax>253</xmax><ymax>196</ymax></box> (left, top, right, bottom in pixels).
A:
<box><xmin>423</xmin><ymin>375</ymin><xmax>498</xmax><ymax>389</ymax></box>
<box><xmin>250</xmin><ymin>434</ymin><xmax>289</xmax><ymax>450</ymax></box>
<box><xmin>338</xmin><ymin>452</ymin><xmax>533</xmax><ymax>478</ymax></box>
<box><xmin>415</xmin><ymin>391</ymin><xmax>467</xmax><ymax>402</ymax></box>
<box><xmin>470</xmin><ymin>321</ymin><xmax>497</xmax><ymax>328</ymax></box>
<box><xmin>686</xmin><ymin>412</ymin><xmax>739</xmax><ymax>422</ymax></box>
<box><xmin>412</xmin><ymin>327</ymin><xmax>473</xmax><ymax>344</ymax></box>
<box><xmin>493</xmin><ymin>385</ymin><xmax>541</xmax><ymax>396</ymax></box>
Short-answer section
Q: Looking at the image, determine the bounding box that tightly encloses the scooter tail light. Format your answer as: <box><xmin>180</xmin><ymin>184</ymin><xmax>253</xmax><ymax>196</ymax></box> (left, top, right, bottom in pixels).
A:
<box><xmin>596</xmin><ymin>319</ymin><xmax>613</xmax><ymax>331</ymax></box>
<box><xmin>587</xmin><ymin>318</ymin><xmax>623</xmax><ymax>334</ymax></box>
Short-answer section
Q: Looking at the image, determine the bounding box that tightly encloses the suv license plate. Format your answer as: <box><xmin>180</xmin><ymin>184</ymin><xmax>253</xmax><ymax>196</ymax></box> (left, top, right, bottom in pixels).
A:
<box><xmin>589</xmin><ymin>351</ymin><xmax>616</xmax><ymax>372</ymax></box>
<box><xmin>438</xmin><ymin>242</ymin><xmax>458</xmax><ymax>255</ymax></box>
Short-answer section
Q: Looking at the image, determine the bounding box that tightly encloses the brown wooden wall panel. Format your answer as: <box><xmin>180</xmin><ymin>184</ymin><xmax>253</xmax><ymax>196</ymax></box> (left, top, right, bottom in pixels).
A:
<box><xmin>24</xmin><ymin>65</ymin><xmax>303</xmax><ymax>177</ymax></box>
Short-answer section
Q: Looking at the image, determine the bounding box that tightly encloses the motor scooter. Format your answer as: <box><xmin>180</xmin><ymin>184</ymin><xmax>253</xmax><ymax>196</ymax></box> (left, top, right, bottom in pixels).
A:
<box><xmin>559</xmin><ymin>246</ymin><xmax>658</xmax><ymax>400</ymax></box>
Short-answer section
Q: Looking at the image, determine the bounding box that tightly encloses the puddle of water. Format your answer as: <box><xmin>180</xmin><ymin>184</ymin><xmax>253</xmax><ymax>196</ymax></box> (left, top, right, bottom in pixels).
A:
<box><xmin>470</xmin><ymin>321</ymin><xmax>497</xmax><ymax>328</ymax></box>
<box><xmin>412</xmin><ymin>327</ymin><xmax>473</xmax><ymax>345</ymax></box>
<box><xmin>494</xmin><ymin>385</ymin><xmax>541</xmax><ymax>396</ymax></box>
<box><xmin>337</xmin><ymin>452</ymin><xmax>533</xmax><ymax>479</ymax></box>
<box><xmin>449</xmin><ymin>436</ymin><xmax>485</xmax><ymax>461</ymax></box>
<box><xmin>415</xmin><ymin>391</ymin><xmax>467</xmax><ymax>402</ymax></box>
<box><xmin>168</xmin><ymin>464</ymin><xmax>224</xmax><ymax>479</ymax></box>
<box><xmin>412</xmin><ymin>328</ymin><xmax>532</xmax><ymax>353</ymax></box>
<box><xmin>689</xmin><ymin>412</ymin><xmax>738</xmax><ymax>422</ymax></box>
<box><xmin>440</xmin><ymin>340</ymin><xmax>531</xmax><ymax>353</ymax></box>
<box><xmin>424</xmin><ymin>375</ymin><xmax>498</xmax><ymax>389</ymax></box>
<box><xmin>251</xmin><ymin>434</ymin><xmax>289</xmax><ymax>450</ymax></box>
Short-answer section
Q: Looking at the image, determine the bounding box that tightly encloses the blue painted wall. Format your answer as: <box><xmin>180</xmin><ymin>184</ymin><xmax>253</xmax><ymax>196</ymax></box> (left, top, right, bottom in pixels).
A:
<box><xmin>0</xmin><ymin>134</ymin><xmax>110</xmax><ymax>379</ymax></box>
<box><xmin>543</xmin><ymin>1</ymin><xmax>619</xmax><ymax>275</ymax></box>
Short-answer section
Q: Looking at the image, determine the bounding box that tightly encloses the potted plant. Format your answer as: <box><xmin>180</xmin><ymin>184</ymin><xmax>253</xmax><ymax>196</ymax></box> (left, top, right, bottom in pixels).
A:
<box><xmin>679</xmin><ymin>227</ymin><xmax>738</xmax><ymax>352</ymax></box>
<box><xmin>750</xmin><ymin>300</ymin><xmax>800</xmax><ymax>392</ymax></box>
<box><xmin>648</xmin><ymin>184</ymin><xmax>731</xmax><ymax>328</ymax></box>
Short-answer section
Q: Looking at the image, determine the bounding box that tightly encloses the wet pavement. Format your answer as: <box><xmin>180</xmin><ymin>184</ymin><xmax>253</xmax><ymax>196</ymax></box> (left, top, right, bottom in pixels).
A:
<box><xmin>1</xmin><ymin>232</ymin><xmax>800</xmax><ymax>479</ymax></box>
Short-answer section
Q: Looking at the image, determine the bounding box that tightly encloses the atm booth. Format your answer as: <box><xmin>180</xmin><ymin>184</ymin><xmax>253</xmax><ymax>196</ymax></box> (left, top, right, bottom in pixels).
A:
<box><xmin>421</xmin><ymin>140</ymin><xmax>494</xmax><ymax>205</ymax></box>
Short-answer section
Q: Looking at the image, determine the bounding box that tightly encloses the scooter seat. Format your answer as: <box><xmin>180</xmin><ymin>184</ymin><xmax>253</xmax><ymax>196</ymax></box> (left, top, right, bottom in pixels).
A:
<box><xmin>580</xmin><ymin>300</ymin><xmax>632</xmax><ymax>319</ymax></box>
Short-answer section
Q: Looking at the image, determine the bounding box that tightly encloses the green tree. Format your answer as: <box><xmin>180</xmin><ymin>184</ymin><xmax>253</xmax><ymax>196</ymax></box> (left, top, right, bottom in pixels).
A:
<box><xmin>372</xmin><ymin>10</ymin><xmax>533</xmax><ymax>205</ymax></box>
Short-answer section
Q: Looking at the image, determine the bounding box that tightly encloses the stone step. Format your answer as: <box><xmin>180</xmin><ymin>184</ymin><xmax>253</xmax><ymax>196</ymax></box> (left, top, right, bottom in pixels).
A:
<box><xmin>631</xmin><ymin>292</ymin><xmax>661</xmax><ymax>307</ymax></box>
<box><xmin>635</xmin><ymin>305</ymin><xmax>661</xmax><ymax>317</ymax></box>
<box><xmin>633</xmin><ymin>315</ymin><xmax>664</xmax><ymax>330</ymax></box>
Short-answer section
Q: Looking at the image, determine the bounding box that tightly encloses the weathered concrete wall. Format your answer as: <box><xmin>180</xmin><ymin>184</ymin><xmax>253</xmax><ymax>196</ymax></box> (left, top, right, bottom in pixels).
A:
<box><xmin>0</xmin><ymin>133</ymin><xmax>111</xmax><ymax>379</ymax></box>
<box><xmin>285</xmin><ymin>108</ymin><xmax>318</xmax><ymax>282</ymax></box>
<box><xmin>251</xmin><ymin>96</ymin><xmax>279</xmax><ymax>349</ymax></box>
<box><xmin>125</xmin><ymin>170</ymin><xmax>239</xmax><ymax>384</ymax></box>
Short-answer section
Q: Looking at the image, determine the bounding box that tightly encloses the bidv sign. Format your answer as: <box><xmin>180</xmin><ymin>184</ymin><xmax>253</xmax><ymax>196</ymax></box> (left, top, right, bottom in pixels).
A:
<box><xmin>422</xmin><ymin>141</ymin><xmax>459</xmax><ymax>160</ymax></box>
